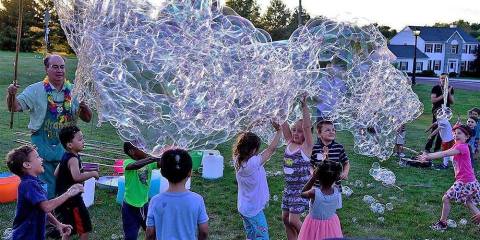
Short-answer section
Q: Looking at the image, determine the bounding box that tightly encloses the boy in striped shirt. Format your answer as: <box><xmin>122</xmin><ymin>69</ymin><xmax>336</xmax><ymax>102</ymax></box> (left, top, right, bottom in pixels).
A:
<box><xmin>310</xmin><ymin>120</ymin><xmax>350</xmax><ymax>185</ymax></box>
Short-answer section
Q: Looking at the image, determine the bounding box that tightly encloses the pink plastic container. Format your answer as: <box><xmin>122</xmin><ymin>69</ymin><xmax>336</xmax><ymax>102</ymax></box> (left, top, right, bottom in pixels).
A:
<box><xmin>113</xmin><ymin>159</ymin><xmax>124</xmax><ymax>175</ymax></box>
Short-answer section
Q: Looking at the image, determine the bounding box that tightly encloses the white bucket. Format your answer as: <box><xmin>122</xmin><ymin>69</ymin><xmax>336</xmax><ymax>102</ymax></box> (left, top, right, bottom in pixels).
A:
<box><xmin>158</xmin><ymin>171</ymin><xmax>191</xmax><ymax>194</ymax></box>
<box><xmin>82</xmin><ymin>177</ymin><xmax>95</xmax><ymax>207</ymax></box>
<box><xmin>202</xmin><ymin>153</ymin><xmax>224</xmax><ymax>179</ymax></box>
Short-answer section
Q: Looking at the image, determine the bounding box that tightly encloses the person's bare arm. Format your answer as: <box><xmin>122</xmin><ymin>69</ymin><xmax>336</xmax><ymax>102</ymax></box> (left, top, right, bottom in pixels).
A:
<box><xmin>418</xmin><ymin>148</ymin><xmax>460</xmax><ymax>161</ymax></box>
<box><xmin>448</xmin><ymin>87</ymin><xmax>454</xmax><ymax>104</ymax></box>
<box><xmin>428</xmin><ymin>128</ymin><xmax>441</xmax><ymax>140</ymax></box>
<box><xmin>281</xmin><ymin>121</ymin><xmax>293</xmax><ymax>143</ymax></box>
<box><xmin>68</xmin><ymin>157</ymin><xmax>99</xmax><ymax>182</ymax></box>
<box><xmin>431</xmin><ymin>93</ymin><xmax>443</xmax><ymax>103</ymax></box>
<box><xmin>198</xmin><ymin>223</ymin><xmax>208</xmax><ymax>240</ymax></box>
<box><xmin>146</xmin><ymin>227</ymin><xmax>156</xmax><ymax>240</ymax></box>
<box><xmin>260</xmin><ymin>122</ymin><xmax>282</xmax><ymax>165</ymax></box>
<box><xmin>340</xmin><ymin>161</ymin><xmax>350</xmax><ymax>180</ymax></box>
<box><xmin>39</xmin><ymin>184</ymin><xmax>83</xmax><ymax>212</ymax></box>
<box><xmin>301</xmin><ymin>171</ymin><xmax>317</xmax><ymax>198</ymax></box>
<box><xmin>300</xmin><ymin>95</ymin><xmax>314</xmax><ymax>156</ymax></box>
<box><xmin>125</xmin><ymin>157</ymin><xmax>161</xmax><ymax>170</ymax></box>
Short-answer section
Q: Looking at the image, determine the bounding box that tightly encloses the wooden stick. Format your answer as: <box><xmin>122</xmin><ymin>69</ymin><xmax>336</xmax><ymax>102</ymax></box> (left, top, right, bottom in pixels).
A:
<box><xmin>9</xmin><ymin>0</ymin><xmax>24</xmax><ymax>129</ymax></box>
<box><xmin>14</xmin><ymin>139</ymin><xmax>118</xmax><ymax>161</ymax></box>
<box><xmin>82</xmin><ymin>162</ymin><xmax>115</xmax><ymax>167</ymax></box>
<box><xmin>403</xmin><ymin>146</ymin><xmax>420</xmax><ymax>155</ymax></box>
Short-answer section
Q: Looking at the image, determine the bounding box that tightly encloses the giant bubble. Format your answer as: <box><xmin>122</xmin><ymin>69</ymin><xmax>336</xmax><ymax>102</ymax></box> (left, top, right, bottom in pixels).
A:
<box><xmin>53</xmin><ymin>0</ymin><xmax>422</xmax><ymax>159</ymax></box>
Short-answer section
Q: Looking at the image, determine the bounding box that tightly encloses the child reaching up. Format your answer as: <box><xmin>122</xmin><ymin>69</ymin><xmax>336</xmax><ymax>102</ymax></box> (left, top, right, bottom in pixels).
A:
<box><xmin>418</xmin><ymin>125</ymin><xmax>480</xmax><ymax>230</ymax></box>
<box><xmin>146</xmin><ymin>149</ymin><xmax>208</xmax><ymax>240</ymax></box>
<box><xmin>280</xmin><ymin>95</ymin><xmax>314</xmax><ymax>240</ymax></box>
<box><xmin>122</xmin><ymin>142</ymin><xmax>161</xmax><ymax>240</ymax></box>
<box><xmin>234</xmin><ymin>121</ymin><xmax>282</xmax><ymax>240</ymax></box>
<box><xmin>298</xmin><ymin>160</ymin><xmax>344</xmax><ymax>240</ymax></box>
<box><xmin>6</xmin><ymin>145</ymin><xmax>84</xmax><ymax>240</ymax></box>
<box><xmin>55</xmin><ymin>126</ymin><xmax>99</xmax><ymax>240</ymax></box>
<box><xmin>425</xmin><ymin>117</ymin><xmax>455</xmax><ymax>169</ymax></box>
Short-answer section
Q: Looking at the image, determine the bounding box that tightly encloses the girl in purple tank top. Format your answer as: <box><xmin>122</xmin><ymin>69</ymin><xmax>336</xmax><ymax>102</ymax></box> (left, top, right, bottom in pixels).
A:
<box><xmin>280</xmin><ymin>95</ymin><xmax>314</xmax><ymax>240</ymax></box>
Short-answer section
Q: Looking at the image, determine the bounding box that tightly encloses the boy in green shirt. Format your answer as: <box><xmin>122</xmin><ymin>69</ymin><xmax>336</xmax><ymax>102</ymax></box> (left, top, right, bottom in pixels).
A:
<box><xmin>122</xmin><ymin>142</ymin><xmax>161</xmax><ymax>240</ymax></box>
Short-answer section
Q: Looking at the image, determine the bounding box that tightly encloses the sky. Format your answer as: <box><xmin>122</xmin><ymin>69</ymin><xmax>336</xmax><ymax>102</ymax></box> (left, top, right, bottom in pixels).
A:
<box><xmin>1</xmin><ymin>0</ymin><xmax>478</xmax><ymax>31</ymax></box>
<box><xmin>257</xmin><ymin>0</ymin><xmax>480</xmax><ymax>31</ymax></box>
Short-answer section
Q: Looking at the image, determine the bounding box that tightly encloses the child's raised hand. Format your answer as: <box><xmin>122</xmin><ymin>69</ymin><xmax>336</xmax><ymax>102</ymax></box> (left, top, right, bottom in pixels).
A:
<box><xmin>271</xmin><ymin>120</ymin><xmax>281</xmax><ymax>132</ymax></box>
<box><xmin>300</xmin><ymin>93</ymin><xmax>308</xmax><ymax>108</ymax></box>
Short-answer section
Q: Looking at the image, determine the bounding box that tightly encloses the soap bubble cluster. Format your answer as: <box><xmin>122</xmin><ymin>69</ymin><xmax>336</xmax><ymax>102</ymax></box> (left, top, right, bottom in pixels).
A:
<box><xmin>53</xmin><ymin>0</ymin><xmax>422</xmax><ymax>157</ymax></box>
<box><xmin>369</xmin><ymin>162</ymin><xmax>396</xmax><ymax>186</ymax></box>
<box><xmin>362</xmin><ymin>194</ymin><xmax>394</xmax><ymax>214</ymax></box>
<box><xmin>342</xmin><ymin>185</ymin><xmax>353</xmax><ymax>197</ymax></box>
<box><xmin>370</xmin><ymin>202</ymin><xmax>385</xmax><ymax>214</ymax></box>
<box><xmin>447</xmin><ymin>219</ymin><xmax>457</xmax><ymax>228</ymax></box>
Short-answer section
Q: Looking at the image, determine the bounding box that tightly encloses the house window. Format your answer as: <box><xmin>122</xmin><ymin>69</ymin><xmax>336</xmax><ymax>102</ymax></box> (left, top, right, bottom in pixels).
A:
<box><xmin>427</xmin><ymin>60</ymin><xmax>433</xmax><ymax>70</ymax></box>
<box><xmin>399</xmin><ymin>61</ymin><xmax>408</xmax><ymax>71</ymax></box>
<box><xmin>416</xmin><ymin>62</ymin><xmax>423</xmax><ymax>71</ymax></box>
<box><xmin>434</xmin><ymin>44</ymin><xmax>443</xmax><ymax>53</ymax></box>
<box><xmin>434</xmin><ymin>60</ymin><xmax>441</xmax><ymax>71</ymax></box>
<box><xmin>463</xmin><ymin>46</ymin><xmax>468</xmax><ymax>53</ymax></box>
<box><xmin>469</xmin><ymin>45</ymin><xmax>478</xmax><ymax>54</ymax></box>
<box><xmin>468</xmin><ymin>61</ymin><xmax>475</xmax><ymax>71</ymax></box>
<box><xmin>451</xmin><ymin>45</ymin><xmax>458</xmax><ymax>54</ymax></box>
<box><xmin>425</xmin><ymin>44</ymin><xmax>433</xmax><ymax>53</ymax></box>
<box><xmin>460</xmin><ymin>61</ymin><xmax>466</xmax><ymax>71</ymax></box>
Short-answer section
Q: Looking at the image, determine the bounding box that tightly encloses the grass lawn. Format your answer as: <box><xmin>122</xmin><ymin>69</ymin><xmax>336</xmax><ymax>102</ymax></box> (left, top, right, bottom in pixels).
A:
<box><xmin>1</xmin><ymin>50</ymin><xmax>480</xmax><ymax>239</ymax></box>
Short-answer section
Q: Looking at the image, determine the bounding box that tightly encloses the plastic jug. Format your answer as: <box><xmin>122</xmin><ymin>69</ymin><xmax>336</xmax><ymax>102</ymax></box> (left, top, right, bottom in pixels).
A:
<box><xmin>82</xmin><ymin>178</ymin><xmax>95</xmax><ymax>207</ymax></box>
<box><xmin>116</xmin><ymin>176</ymin><xmax>126</xmax><ymax>204</ymax></box>
<box><xmin>189</xmin><ymin>151</ymin><xmax>203</xmax><ymax>171</ymax></box>
<box><xmin>149</xmin><ymin>170</ymin><xmax>161</xmax><ymax>198</ymax></box>
<box><xmin>202</xmin><ymin>153</ymin><xmax>224</xmax><ymax>180</ymax></box>
<box><xmin>158</xmin><ymin>174</ymin><xmax>191</xmax><ymax>193</ymax></box>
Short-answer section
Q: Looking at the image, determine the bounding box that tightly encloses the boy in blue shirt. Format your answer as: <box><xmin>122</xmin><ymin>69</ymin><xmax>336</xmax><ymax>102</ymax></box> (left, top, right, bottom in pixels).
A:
<box><xmin>6</xmin><ymin>145</ymin><xmax>83</xmax><ymax>240</ymax></box>
<box><xmin>146</xmin><ymin>149</ymin><xmax>209</xmax><ymax>240</ymax></box>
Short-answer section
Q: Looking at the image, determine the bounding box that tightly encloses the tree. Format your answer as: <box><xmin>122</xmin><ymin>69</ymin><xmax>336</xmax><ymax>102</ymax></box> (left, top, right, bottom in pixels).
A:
<box><xmin>0</xmin><ymin>0</ymin><xmax>72</xmax><ymax>53</ymax></box>
<box><xmin>0</xmin><ymin>0</ymin><xmax>38</xmax><ymax>52</ymax></box>
<box><xmin>261</xmin><ymin>0</ymin><xmax>291</xmax><ymax>41</ymax></box>
<box><xmin>225</xmin><ymin>0</ymin><xmax>262</xmax><ymax>27</ymax></box>
<box><xmin>375</xmin><ymin>24</ymin><xmax>397</xmax><ymax>40</ymax></box>
<box><xmin>286</xmin><ymin>7</ymin><xmax>310</xmax><ymax>30</ymax></box>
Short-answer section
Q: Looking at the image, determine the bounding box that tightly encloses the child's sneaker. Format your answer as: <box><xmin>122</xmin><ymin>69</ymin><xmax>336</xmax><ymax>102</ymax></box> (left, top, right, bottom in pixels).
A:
<box><xmin>434</xmin><ymin>163</ymin><xmax>449</xmax><ymax>170</ymax></box>
<box><xmin>431</xmin><ymin>220</ymin><xmax>448</xmax><ymax>231</ymax></box>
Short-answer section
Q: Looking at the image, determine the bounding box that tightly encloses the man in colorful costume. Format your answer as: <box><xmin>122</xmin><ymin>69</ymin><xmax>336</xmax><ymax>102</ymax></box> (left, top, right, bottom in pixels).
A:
<box><xmin>7</xmin><ymin>54</ymin><xmax>92</xmax><ymax>198</ymax></box>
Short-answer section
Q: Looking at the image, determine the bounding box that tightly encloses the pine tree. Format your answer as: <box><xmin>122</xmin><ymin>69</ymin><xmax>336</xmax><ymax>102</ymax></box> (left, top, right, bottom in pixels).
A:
<box><xmin>261</xmin><ymin>0</ymin><xmax>291</xmax><ymax>41</ymax></box>
<box><xmin>225</xmin><ymin>0</ymin><xmax>262</xmax><ymax>28</ymax></box>
<box><xmin>0</xmin><ymin>0</ymin><xmax>38</xmax><ymax>52</ymax></box>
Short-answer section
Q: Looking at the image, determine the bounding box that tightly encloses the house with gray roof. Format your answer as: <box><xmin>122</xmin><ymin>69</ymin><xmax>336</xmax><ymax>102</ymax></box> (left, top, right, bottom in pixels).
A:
<box><xmin>388</xmin><ymin>26</ymin><xmax>478</xmax><ymax>75</ymax></box>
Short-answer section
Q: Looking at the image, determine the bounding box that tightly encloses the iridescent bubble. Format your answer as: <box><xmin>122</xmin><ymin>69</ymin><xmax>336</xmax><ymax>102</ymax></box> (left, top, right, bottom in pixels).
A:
<box><xmin>386</xmin><ymin>202</ymin><xmax>394</xmax><ymax>211</ymax></box>
<box><xmin>342</xmin><ymin>186</ymin><xmax>353</xmax><ymax>197</ymax></box>
<box><xmin>447</xmin><ymin>219</ymin><xmax>457</xmax><ymax>228</ymax></box>
<box><xmin>363</xmin><ymin>195</ymin><xmax>376</xmax><ymax>204</ymax></box>
<box><xmin>53</xmin><ymin>0</ymin><xmax>422</xmax><ymax>158</ymax></box>
<box><xmin>370</xmin><ymin>202</ymin><xmax>385</xmax><ymax>214</ymax></box>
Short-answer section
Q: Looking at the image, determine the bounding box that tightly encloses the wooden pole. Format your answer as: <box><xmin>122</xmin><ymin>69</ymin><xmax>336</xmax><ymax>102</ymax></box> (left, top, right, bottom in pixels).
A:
<box><xmin>9</xmin><ymin>0</ymin><xmax>24</xmax><ymax>129</ymax></box>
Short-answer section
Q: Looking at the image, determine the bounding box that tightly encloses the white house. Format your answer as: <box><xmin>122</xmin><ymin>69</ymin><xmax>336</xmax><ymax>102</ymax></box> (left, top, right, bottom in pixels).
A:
<box><xmin>388</xmin><ymin>26</ymin><xmax>479</xmax><ymax>75</ymax></box>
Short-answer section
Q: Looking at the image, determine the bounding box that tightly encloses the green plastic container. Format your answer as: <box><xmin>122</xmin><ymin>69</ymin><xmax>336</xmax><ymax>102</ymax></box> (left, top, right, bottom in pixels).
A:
<box><xmin>189</xmin><ymin>150</ymin><xmax>203</xmax><ymax>171</ymax></box>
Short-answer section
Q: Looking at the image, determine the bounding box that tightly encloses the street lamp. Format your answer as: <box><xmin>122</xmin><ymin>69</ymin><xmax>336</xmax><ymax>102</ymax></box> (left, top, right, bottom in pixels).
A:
<box><xmin>412</xmin><ymin>29</ymin><xmax>421</xmax><ymax>85</ymax></box>
<box><xmin>298</xmin><ymin>0</ymin><xmax>303</xmax><ymax>27</ymax></box>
